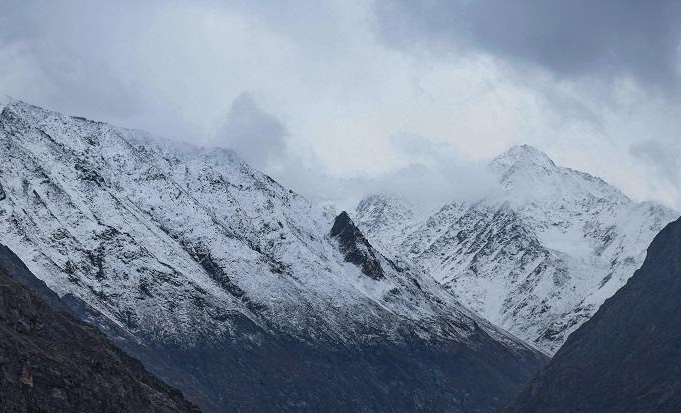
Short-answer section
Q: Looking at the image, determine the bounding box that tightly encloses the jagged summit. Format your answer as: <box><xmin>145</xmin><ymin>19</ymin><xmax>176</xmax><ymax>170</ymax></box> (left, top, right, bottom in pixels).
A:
<box><xmin>487</xmin><ymin>143</ymin><xmax>631</xmax><ymax>208</ymax></box>
<box><xmin>330</xmin><ymin>210</ymin><xmax>354</xmax><ymax>234</ymax></box>
<box><xmin>491</xmin><ymin>144</ymin><xmax>556</xmax><ymax>173</ymax></box>
<box><xmin>490</xmin><ymin>144</ymin><xmax>571</xmax><ymax>198</ymax></box>
<box><xmin>354</xmin><ymin>194</ymin><xmax>418</xmax><ymax>253</ymax></box>
<box><xmin>356</xmin><ymin>194</ymin><xmax>415</xmax><ymax>218</ymax></box>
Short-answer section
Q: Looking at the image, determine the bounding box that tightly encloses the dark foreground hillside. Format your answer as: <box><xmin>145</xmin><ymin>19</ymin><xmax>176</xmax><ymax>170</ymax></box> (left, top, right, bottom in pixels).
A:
<box><xmin>504</xmin><ymin>217</ymin><xmax>681</xmax><ymax>413</ymax></box>
<box><xmin>0</xmin><ymin>244</ymin><xmax>199</xmax><ymax>413</ymax></box>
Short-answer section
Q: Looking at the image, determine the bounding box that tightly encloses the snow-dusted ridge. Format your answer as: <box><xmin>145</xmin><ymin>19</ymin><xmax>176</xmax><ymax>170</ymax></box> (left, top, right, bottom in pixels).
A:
<box><xmin>0</xmin><ymin>100</ymin><xmax>546</xmax><ymax>412</ymax></box>
<box><xmin>356</xmin><ymin>144</ymin><xmax>679</xmax><ymax>354</ymax></box>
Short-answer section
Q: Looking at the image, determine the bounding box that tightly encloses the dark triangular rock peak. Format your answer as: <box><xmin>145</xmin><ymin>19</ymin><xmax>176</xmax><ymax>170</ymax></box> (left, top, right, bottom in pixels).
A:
<box><xmin>329</xmin><ymin>211</ymin><xmax>354</xmax><ymax>237</ymax></box>
<box><xmin>0</xmin><ymin>181</ymin><xmax>5</xmax><ymax>201</ymax></box>
<box><xmin>503</xmin><ymin>217</ymin><xmax>681</xmax><ymax>412</ymax></box>
<box><xmin>0</xmin><ymin>244</ymin><xmax>199</xmax><ymax>413</ymax></box>
<box><xmin>331</xmin><ymin>211</ymin><xmax>386</xmax><ymax>280</ymax></box>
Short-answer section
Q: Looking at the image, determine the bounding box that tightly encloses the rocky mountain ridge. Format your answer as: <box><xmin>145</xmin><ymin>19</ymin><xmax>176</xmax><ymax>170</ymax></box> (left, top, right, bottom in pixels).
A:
<box><xmin>0</xmin><ymin>100</ymin><xmax>546</xmax><ymax>412</ymax></box>
<box><xmin>356</xmin><ymin>144</ymin><xmax>678</xmax><ymax>353</ymax></box>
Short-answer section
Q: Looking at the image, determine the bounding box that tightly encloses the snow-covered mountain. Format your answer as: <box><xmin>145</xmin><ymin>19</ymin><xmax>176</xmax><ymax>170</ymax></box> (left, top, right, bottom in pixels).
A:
<box><xmin>356</xmin><ymin>144</ymin><xmax>678</xmax><ymax>354</ymax></box>
<box><xmin>0</xmin><ymin>101</ymin><xmax>546</xmax><ymax>412</ymax></box>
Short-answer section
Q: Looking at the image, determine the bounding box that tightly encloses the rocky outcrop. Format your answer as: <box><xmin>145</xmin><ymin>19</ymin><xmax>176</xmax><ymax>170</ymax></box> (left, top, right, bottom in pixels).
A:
<box><xmin>503</xmin><ymin>217</ymin><xmax>681</xmax><ymax>412</ymax></box>
<box><xmin>330</xmin><ymin>211</ymin><xmax>386</xmax><ymax>280</ymax></box>
<box><xmin>0</xmin><ymin>243</ymin><xmax>199</xmax><ymax>413</ymax></box>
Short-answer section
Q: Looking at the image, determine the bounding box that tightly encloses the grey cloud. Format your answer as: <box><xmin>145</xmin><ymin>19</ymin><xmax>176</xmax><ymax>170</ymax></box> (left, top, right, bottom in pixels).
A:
<box><xmin>37</xmin><ymin>50</ymin><xmax>143</xmax><ymax>119</ymax></box>
<box><xmin>0</xmin><ymin>0</ymin><xmax>147</xmax><ymax>120</ymax></box>
<box><xmin>217</xmin><ymin>93</ymin><xmax>287</xmax><ymax>170</ymax></box>
<box><xmin>630</xmin><ymin>140</ymin><xmax>681</xmax><ymax>188</ymax></box>
<box><xmin>375</xmin><ymin>0</ymin><xmax>681</xmax><ymax>88</ymax></box>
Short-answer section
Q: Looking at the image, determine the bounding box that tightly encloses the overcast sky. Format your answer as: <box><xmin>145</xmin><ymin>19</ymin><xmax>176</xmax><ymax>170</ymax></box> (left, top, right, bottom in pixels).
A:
<box><xmin>2</xmin><ymin>0</ymin><xmax>681</xmax><ymax>210</ymax></box>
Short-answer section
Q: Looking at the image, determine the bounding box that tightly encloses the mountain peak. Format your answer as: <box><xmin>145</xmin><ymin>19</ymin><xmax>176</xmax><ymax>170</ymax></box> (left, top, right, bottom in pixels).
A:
<box><xmin>492</xmin><ymin>144</ymin><xmax>556</xmax><ymax>172</ymax></box>
<box><xmin>330</xmin><ymin>211</ymin><xmax>353</xmax><ymax>234</ymax></box>
<box><xmin>488</xmin><ymin>144</ymin><xmax>633</xmax><ymax>205</ymax></box>
<box><xmin>489</xmin><ymin>145</ymin><xmax>566</xmax><ymax>192</ymax></box>
<box><xmin>356</xmin><ymin>194</ymin><xmax>414</xmax><ymax>219</ymax></box>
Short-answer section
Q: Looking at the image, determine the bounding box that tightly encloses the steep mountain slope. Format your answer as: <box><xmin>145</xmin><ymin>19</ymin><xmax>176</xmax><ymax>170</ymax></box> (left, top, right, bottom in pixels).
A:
<box><xmin>0</xmin><ymin>101</ymin><xmax>546</xmax><ymax>412</ymax></box>
<box><xmin>356</xmin><ymin>145</ymin><xmax>678</xmax><ymax>353</ymax></box>
<box><xmin>0</xmin><ymin>243</ymin><xmax>199</xmax><ymax>413</ymax></box>
<box><xmin>504</xmin><ymin>216</ymin><xmax>681</xmax><ymax>412</ymax></box>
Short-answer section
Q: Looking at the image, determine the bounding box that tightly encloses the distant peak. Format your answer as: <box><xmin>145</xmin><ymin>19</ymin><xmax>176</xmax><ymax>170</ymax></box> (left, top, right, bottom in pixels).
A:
<box><xmin>358</xmin><ymin>193</ymin><xmax>407</xmax><ymax>209</ymax></box>
<box><xmin>362</xmin><ymin>193</ymin><xmax>399</xmax><ymax>202</ymax></box>
<box><xmin>491</xmin><ymin>144</ymin><xmax>556</xmax><ymax>172</ymax></box>
<box><xmin>498</xmin><ymin>144</ymin><xmax>554</xmax><ymax>163</ymax></box>
<box><xmin>508</xmin><ymin>144</ymin><xmax>544</xmax><ymax>154</ymax></box>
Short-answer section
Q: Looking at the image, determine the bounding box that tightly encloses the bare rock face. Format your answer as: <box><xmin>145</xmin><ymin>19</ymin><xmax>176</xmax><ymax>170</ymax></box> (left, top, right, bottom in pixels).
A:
<box><xmin>330</xmin><ymin>211</ymin><xmax>386</xmax><ymax>280</ymax></box>
<box><xmin>0</xmin><ymin>243</ymin><xmax>199</xmax><ymax>413</ymax></box>
<box><xmin>503</xmin><ymin>217</ymin><xmax>681</xmax><ymax>412</ymax></box>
